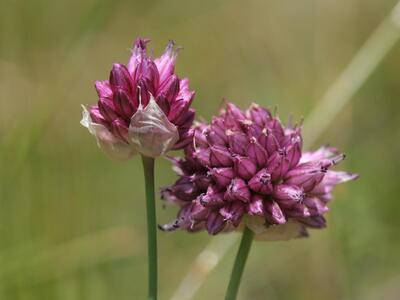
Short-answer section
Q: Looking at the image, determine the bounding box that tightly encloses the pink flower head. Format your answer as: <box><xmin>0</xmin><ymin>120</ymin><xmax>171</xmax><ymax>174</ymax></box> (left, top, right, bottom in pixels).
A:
<box><xmin>81</xmin><ymin>38</ymin><xmax>195</xmax><ymax>159</ymax></box>
<box><xmin>160</xmin><ymin>103</ymin><xmax>358</xmax><ymax>240</ymax></box>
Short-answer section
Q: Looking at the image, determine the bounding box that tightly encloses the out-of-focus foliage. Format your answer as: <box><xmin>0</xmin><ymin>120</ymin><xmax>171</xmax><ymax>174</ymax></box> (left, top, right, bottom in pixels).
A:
<box><xmin>0</xmin><ymin>0</ymin><xmax>399</xmax><ymax>299</ymax></box>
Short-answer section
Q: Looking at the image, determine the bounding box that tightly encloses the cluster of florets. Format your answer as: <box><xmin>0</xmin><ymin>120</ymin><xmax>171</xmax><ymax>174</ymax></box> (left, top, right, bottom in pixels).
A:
<box><xmin>81</xmin><ymin>38</ymin><xmax>195</xmax><ymax>159</ymax></box>
<box><xmin>160</xmin><ymin>103</ymin><xmax>357</xmax><ymax>238</ymax></box>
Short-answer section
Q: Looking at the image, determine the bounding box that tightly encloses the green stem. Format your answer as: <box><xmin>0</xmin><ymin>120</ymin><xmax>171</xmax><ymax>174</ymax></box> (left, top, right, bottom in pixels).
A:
<box><xmin>225</xmin><ymin>226</ymin><xmax>254</xmax><ymax>300</ymax></box>
<box><xmin>141</xmin><ymin>156</ymin><xmax>157</xmax><ymax>300</ymax></box>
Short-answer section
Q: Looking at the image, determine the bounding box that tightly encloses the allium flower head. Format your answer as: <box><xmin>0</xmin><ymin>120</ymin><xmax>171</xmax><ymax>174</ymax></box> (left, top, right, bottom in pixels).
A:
<box><xmin>160</xmin><ymin>103</ymin><xmax>358</xmax><ymax>240</ymax></box>
<box><xmin>81</xmin><ymin>38</ymin><xmax>195</xmax><ymax>159</ymax></box>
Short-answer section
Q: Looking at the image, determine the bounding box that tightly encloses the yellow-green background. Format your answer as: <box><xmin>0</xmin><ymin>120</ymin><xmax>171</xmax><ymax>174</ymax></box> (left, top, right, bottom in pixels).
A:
<box><xmin>1</xmin><ymin>0</ymin><xmax>399</xmax><ymax>299</ymax></box>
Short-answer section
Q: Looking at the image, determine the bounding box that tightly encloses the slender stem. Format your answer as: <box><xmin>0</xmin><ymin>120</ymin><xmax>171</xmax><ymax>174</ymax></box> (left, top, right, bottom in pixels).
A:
<box><xmin>225</xmin><ymin>226</ymin><xmax>254</xmax><ymax>300</ymax></box>
<box><xmin>141</xmin><ymin>155</ymin><xmax>157</xmax><ymax>300</ymax></box>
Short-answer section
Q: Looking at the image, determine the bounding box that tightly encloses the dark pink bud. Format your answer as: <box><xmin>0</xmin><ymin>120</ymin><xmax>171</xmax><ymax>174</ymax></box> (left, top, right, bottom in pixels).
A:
<box><xmin>298</xmin><ymin>216</ymin><xmax>327</xmax><ymax>228</ymax></box>
<box><xmin>191</xmin><ymin>173</ymin><xmax>211</xmax><ymax>190</ymax></box>
<box><xmin>171</xmin><ymin>176</ymin><xmax>198</xmax><ymax>201</ymax></box>
<box><xmin>224</xmin><ymin>178</ymin><xmax>251</xmax><ymax>202</ymax></box>
<box><xmin>127</xmin><ymin>38</ymin><xmax>150</xmax><ymax>75</ymax></box>
<box><xmin>189</xmin><ymin>200</ymin><xmax>210</xmax><ymax>221</ymax></box>
<box><xmin>248</xmin><ymin>194</ymin><xmax>265</xmax><ymax>216</ymax></box>
<box><xmin>285</xmin><ymin>203</ymin><xmax>311</xmax><ymax>218</ymax></box>
<box><xmin>205</xmin><ymin>128</ymin><xmax>226</xmax><ymax>146</ymax></box>
<box><xmin>168</xmin><ymin>96</ymin><xmax>194</xmax><ymax>123</ymax></box>
<box><xmin>89</xmin><ymin>106</ymin><xmax>108</xmax><ymax>127</ymax></box>
<box><xmin>136</xmin><ymin>78</ymin><xmax>151</xmax><ymax>107</ymax></box>
<box><xmin>157</xmin><ymin>74</ymin><xmax>180</xmax><ymax>102</ymax></box>
<box><xmin>98</xmin><ymin>98</ymin><xmax>119</xmax><ymax>122</ymax></box>
<box><xmin>267</xmin><ymin>143</ymin><xmax>301</xmax><ymax>180</ymax></box>
<box><xmin>193</xmin><ymin>148</ymin><xmax>211</xmax><ymax>167</ymax></box>
<box><xmin>95</xmin><ymin>81</ymin><xmax>113</xmax><ymax>99</ymax></box>
<box><xmin>209</xmin><ymin>145</ymin><xmax>233</xmax><ymax>167</ymax></box>
<box><xmin>259</xmin><ymin>128</ymin><xmax>280</xmax><ymax>155</ymax></box>
<box><xmin>266</xmin><ymin>118</ymin><xmax>284</xmax><ymax>139</ymax></box>
<box><xmin>224</xmin><ymin>103</ymin><xmax>246</xmax><ymax>129</ymax></box>
<box><xmin>210</xmin><ymin>117</ymin><xmax>228</xmax><ymax>144</ymax></box>
<box><xmin>265</xmin><ymin>200</ymin><xmax>286</xmax><ymax>224</ymax></box>
<box><xmin>246</xmin><ymin>103</ymin><xmax>271</xmax><ymax>126</ymax></box>
<box><xmin>172</xmin><ymin>128</ymin><xmax>194</xmax><ymax>150</ymax></box>
<box><xmin>133</xmin><ymin>58</ymin><xmax>159</xmax><ymax>94</ymax></box>
<box><xmin>199</xmin><ymin>185</ymin><xmax>224</xmax><ymax>206</ymax></box>
<box><xmin>206</xmin><ymin>211</ymin><xmax>226</xmax><ymax>235</ymax></box>
<box><xmin>210</xmin><ymin>167</ymin><xmax>235</xmax><ymax>187</ymax></box>
<box><xmin>110</xmin><ymin>118</ymin><xmax>129</xmax><ymax>142</ymax></box>
<box><xmin>109</xmin><ymin>64</ymin><xmax>133</xmax><ymax>94</ymax></box>
<box><xmin>303</xmin><ymin>197</ymin><xmax>328</xmax><ymax>216</ymax></box>
<box><xmin>113</xmin><ymin>89</ymin><xmax>134</xmax><ymax>118</ymax></box>
<box><xmin>248</xmin><ymin>168</ymin><xmax>273</xmax><ymax>195</ymax></box>
<box><xmin>248</xmin><ymin>137</ymin><xmax>268</xmax><ymax>167</ymax></box>
<box><xmin>227</xmin><ymin>130</ymin><xmax>248</xmax><ymax>156</ymax></box>
<box><xmin>284</xmin><ymin>155</ymin><xmax>345</xmax><ymax>192</ymax></box>
<box><xmin>233</xmin><ymin>156</ymin><xmax>257</xmax><ymax>180</ymax></box>
<box><xmin>155</xmin><ymin>95</ymin><xmax>170</xmax><ymax>116</ymax></box>
<box><xmin>219</xmin><ymin>202</ymin><xmax>245</xmax><ymax>226</ymax></box>
<box><xmin>154</xmin><ymin>40</ymin><xmax>178</xmax><ymax>85</ymax></box>
<box><xmin>193</xmin><ymin>126</ymin><xmax>208</xmax><ymax>147</ymax></box>
<box><xmin>174</xmin><ymin>108</ymin><xmax>195</xmax><ymax>127</ymax></box>
<box><xmin>273</xmin><ymin>184</ymin><xmax>305</xmax><ymax>207</ymax></box>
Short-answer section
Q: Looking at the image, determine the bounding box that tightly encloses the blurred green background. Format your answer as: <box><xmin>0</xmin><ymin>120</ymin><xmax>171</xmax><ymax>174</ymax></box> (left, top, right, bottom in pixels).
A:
<box><xmin>1</xmin><ymin>0</ymin><xmax>400</xmax><ymax>299</ymax></box>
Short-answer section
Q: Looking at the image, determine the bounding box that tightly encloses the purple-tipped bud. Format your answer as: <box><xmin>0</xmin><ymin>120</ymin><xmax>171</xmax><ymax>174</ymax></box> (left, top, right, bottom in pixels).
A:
<box><xmin>224</xmin><ymin>103</ymin><xmax>246</xmax><ymax>129</ymax></box>
<box><xmin>98</xmin><ymin>98</ymin><xmax>119</xmax><ymax>122</ymax></box>
<box><xmin>285</xmin><ymin>203</ymin><xmax>311</xmax><ymax>218</ymax></box>
<box><xmin>199</xmin><ymin>185</ymin><xmax>225</xmax><ymax>207</ymax></box>
<box><xmin>248</xmin><ymin>137</ymin><xmax>268</xmax><ymax>167</ymax></box>
<box><xmin>267</xmin><ymin>142</ymin><xmax>301</xmax><ymax>180</ymax></box>
<box><xmin>248</xmin><ymin>194</ymin><xmax>265</xmax><ymax>216</ymax></box>
<box><xmin>193</xmin><ymin>148</ymin><xmax>211</xmax><ymax>166</ymax></box>
<box><xmin>303</xmin><ymin>197</ymin><xmax>328</xmax><ymax>216</ymax></box>
<box><xmin>189</xmin><ymin>200</ymin><xmax>210</xmax><ymax>221</ymax></box>
<box><xmin>168</xmin><ymin>97</ymin><xmax>194</xmax><ymax>124</ymax></box>
<box><xmin>170</xmin><ymin>176</ymin><xmax>198</xmax><ymax>201</ymax></box>
<box><xmin>210</xmin><ymin>167</ymin><xmax>235</xmax><ymax>187</ymax></box>
<box><xmin>109</xmin><ymin>64</ymin><xmax>133</xmax><ymax>94</ymax></box>
<box><xmin>233</xmin><ymin>156</ymin><xmax>257</xmax><ymax>180</ymax></box>
<box><xmin>273</xmin><ymin>184</ymin><xmax>305</xmax><ymax>207</ymax></box>
<box><xmin>227</xmin><ymin>130</ymin><xmax>248</xmax><ymax>156</ymax></box>
<box><xmin>206</xmin><ymin>128</ymin><xmax>227</xmax><ymax>146</ymax></box>
<box><xmin>95</xmin><ymin>81</ymin><xmax>113</xmax><ymax>99</ymax></box>
<box><xmin>211</xmin><ymin>117</ymin><xmax>228</xmax><ymax>144</ymax></box>
<box><xmin>157</xmin><ymin>74</ymin><xmax>180</xmax><ymax>102</ymax></box>
<box><xmin>265</xmin><ymin>200</ymin><xmax>286</xmax><ymax>224</ymax></box>
<box><xmin>89</xmin><ymin>106</ymin><xmax>108</xmax><ymax>127</ymax></box>
<box><xmin>224</xmin><ymin>178</ymin><xmax>251</xmax><ymax>202</ymax></box>
<box><xmin>260</xmin><ymin>128</ymin><xmax>280</xmax><ymax>155</ymax></box>
<box><xmin>113</xmin><ymin>89</ymin><xmax>135</xmax><ymax>118</ymax></box>
<box><xmin>246</xmin><ymin>103</ymin><xmax>271</xmax><ymax>126</ymax></box>
<box><xmin>298</xmin><ymin>216</ymin><xmax>327</xmax><ymax>228</ymax></box>
<box><xmin>193</xmin><ymin>125</ymin><xmax>208</xmax><ymax>147</ymax></box>
<box><xmin>191</xmin><ymin>173</ymin><xmax>211</xmax><ymax>190</ymax></box>
<box><xmin>220</xmin><ymin>202</ymin><xmax>245</xmax><ymax>226</ymax></box>
<box><xmin>154</xmin><ymin>40</ymin><xmax>178</xmax><ymax>85</ymax></box>
<box><xmin>209</xmin><ymin>145</ymin><xmax>233</xmax><ymax>167</ymax></box>
<box><xmin>206</xmin><ymin>212</ymin><xmax>225</xmax><ymax>235</ymax></box>
<box><xmin>248</xmin><ymin>169</ymin><xmax>273</xmax><ymax>195</ymax></box>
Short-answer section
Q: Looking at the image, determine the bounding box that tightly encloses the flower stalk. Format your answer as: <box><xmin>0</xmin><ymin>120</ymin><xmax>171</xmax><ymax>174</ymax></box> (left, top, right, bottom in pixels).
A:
<box><xmin>141</xmin><ymin>155</ymin><xmax>158</xmax><ymax>300</ymax></box>
<box><xmin>225</xmin><ymin>226</ymin><xmax>254</xmax><ymax>300</ymax></box>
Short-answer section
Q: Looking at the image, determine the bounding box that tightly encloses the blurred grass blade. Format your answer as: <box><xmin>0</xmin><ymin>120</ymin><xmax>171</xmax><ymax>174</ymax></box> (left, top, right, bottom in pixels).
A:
<box><xmin>303</xmin><ymin>1</ymin><xmax>400</xmax><ymax>148</ymax></box>
<box><xmin>171</xmin><ymin>2</ymin><xmax>400</xmax><ymax>299</ymax></box>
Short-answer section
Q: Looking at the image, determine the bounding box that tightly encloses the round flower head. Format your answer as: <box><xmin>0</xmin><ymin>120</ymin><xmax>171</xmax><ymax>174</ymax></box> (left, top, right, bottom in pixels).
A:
<box><xmin>160</xmin><ymin>103</ymin><xmax>358</xmax><ymax>240</ymax></box>
<box><xmin>81</xmin><ymin>38</ymin><xmax>195</xmax><ymax>159</ymax></box>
